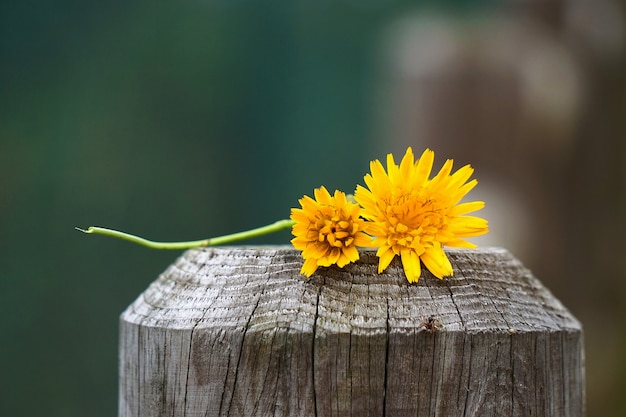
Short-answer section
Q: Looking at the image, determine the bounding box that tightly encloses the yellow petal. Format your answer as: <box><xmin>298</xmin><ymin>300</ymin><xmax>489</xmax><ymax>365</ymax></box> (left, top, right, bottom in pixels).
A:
<box><xmin>449</xmin><ymin>179</ymin><xmax>478</xmax><ymax>204</ymax></box>
<box><xmin>377</xmin><ymin>246</ymin><xmax>396</xmax><ymax>273</ymax></box>
<box><xmin>314</xmin><ymin>186</ymin><xmax>332</xmax><ymax>205</ymax></box>
<box><xmin>386</xmin><ymin>152</ymin><xmax>400</xmax><ymax>184</ymax></box>
<box><xmin>450</xmin><ymin>201</ymin><xmax>485</xmax><ymax>216</ymax></box>
<box><xmin>415</xmin><ymin>148</ymin><xmax>434</xmax><ymax>184</ymax></box>
<box><xmin>399</xmin><ymin>148</ymin><xmax>415</xmax><ymax>184</ymax></box>
<box><xmin>354</xmin><ymin>232</ymin><xmax>374</xmax><ymax>247</ymax></box>
<box><xmin>445</xmin><ymin>239</ymin><xmax>477</xmax><ymax>249</ymax></box>
<box><xmin>421</xmin><ymin>247</ymin><xmax>453</xmax><ymax>279</ymax></box>
<box><xmin>401</xmin><ymin>248</ymin><xmax>421</xmax><ymax>283</ymax></box>
<box><xmin>429</xmin><ymin>159</ymin><xmax>454</xmax><ymax>189</ymax></box>
<box><xmin>449</xmin><ymin>216</ymin><xmax>489</xmax><ymax>237</ymax></box>
<box><xmin>342</xmin><ymin>245</ymin><xmax>361</xmax><ymax>263</ymax></box>
<box><xmin>300</xmin><ymin>258</ymin><xmax>319</xmax><ymax>277</ymax></box>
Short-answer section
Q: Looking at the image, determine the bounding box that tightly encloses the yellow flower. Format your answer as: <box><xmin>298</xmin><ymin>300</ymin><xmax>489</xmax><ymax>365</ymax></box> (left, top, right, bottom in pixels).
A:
<box><xmin>354</xmin><ymin>147</ymin><xmax>489</xmax><ymax>282</ymax></box>
<box><xmin>291</xmin><ymin>186</ymin><xmax>371</xmax><ymax>277</ymax></box>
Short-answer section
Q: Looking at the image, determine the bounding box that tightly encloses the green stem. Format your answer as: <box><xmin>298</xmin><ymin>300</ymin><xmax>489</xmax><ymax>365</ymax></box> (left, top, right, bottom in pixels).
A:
<box><xmin>75</xmin><ymin>219</ymin><xmax>295</xmax><ymax>250</ymax></box>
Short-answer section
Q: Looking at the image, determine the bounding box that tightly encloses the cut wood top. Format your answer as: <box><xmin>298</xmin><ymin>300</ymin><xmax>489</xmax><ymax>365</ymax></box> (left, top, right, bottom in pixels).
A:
<box><xmin>121</xmin><ymin>246</ymin><xmax>581</xmax><ymax>335</ymax></box>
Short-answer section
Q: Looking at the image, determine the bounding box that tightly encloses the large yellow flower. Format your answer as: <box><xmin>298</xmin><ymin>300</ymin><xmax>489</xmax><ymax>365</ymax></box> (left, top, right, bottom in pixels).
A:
<box><xmin>354</xmin><ymin>147</ymin><xmax>489</xmax><ymax>283</ymax></box>
<box><xmin>291</xmin><ymin>186</ymin><xmax>371</xmax><ymax>277</ymax></box>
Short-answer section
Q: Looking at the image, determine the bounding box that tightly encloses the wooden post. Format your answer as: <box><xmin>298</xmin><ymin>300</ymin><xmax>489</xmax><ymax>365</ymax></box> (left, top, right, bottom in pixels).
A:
<box><xmin>118</xmin><ymin>247</ymin><xmax>584</xmax><ymax>417</ymax></box>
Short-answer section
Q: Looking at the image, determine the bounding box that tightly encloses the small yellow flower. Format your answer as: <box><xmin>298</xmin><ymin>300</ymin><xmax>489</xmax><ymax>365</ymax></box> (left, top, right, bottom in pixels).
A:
<box><xmin>354</xmin><ymin>147</ymin><xmax>489</xmax><ymax>283</ymax></box>
<box><xmin>291</xmin><ymin>186</ymin><xmax>371</xmax><ymax>277</ymax></box>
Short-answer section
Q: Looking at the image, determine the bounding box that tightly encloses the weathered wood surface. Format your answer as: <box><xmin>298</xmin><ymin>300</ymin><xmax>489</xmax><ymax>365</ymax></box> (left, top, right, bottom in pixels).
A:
<box><xmin>119</xmin><ymin>246</ymin><xmax>584</xmax><ymax>417</ymax></box>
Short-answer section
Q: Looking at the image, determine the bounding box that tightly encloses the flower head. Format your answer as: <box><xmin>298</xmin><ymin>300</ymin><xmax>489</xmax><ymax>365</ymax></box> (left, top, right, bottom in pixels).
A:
<box><xmin>291</xmin><ymin>186</ymin><xmax>371</xmax><ymax>277</ymax></box>
<box><xmin>354</xmin><ymin>147</ymin><xmax>489</xmax><ymax>283</ymax></box>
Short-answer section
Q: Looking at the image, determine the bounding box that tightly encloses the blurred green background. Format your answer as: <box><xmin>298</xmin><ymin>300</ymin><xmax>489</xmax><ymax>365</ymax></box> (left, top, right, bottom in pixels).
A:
<box><xmin>1</xmin><ymin>1</ymin><xmax>625</xmax><ymax>416</ymax></box>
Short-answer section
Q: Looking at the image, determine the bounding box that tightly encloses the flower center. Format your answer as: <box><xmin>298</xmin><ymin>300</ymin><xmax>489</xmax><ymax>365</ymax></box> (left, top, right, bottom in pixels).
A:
<box><xmin>384</xmin><ymin>194</ymin><xmax>448</xmax><ymax>250</ymax></box>
<box><xmin>316</xmin><ymin>211</ymin><xmax>355</xmax><ymax>248</ymax></box>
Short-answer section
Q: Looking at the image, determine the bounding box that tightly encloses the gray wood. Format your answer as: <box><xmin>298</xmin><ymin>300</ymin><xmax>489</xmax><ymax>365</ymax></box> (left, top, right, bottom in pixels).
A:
<box><xmin>118</xmin><ymin>246</ymin><xmax>584</xmax><ymax>417</ymax></box>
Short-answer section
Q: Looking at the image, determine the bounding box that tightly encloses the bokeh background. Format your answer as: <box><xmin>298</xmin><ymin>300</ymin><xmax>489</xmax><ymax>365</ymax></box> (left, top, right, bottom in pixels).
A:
<box><xmin>1</xmin><ymin>1</ymin><xmax>625</xmax><ymax>416</ymax></box>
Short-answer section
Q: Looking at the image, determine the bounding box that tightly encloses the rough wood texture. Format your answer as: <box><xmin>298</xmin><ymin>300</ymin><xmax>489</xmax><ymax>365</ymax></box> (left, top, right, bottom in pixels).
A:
<box><xmin>119</xmin><ymin>246</ymin><xmax>584</xmax><ymax>417</ymax></box>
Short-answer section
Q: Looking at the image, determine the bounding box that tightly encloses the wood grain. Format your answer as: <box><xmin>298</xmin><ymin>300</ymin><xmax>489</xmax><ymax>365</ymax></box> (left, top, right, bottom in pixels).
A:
<box><xmin>119</xmin><ymin>246</ymin><xmax>584</xmax><ymax>417</ymax></box>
